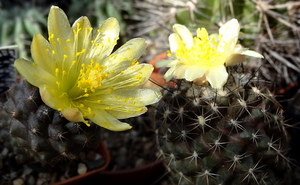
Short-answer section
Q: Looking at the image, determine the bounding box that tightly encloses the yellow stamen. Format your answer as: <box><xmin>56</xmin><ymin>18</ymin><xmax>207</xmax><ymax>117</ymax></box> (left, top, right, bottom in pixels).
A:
<box><xmin>77</xmin><ymin>61</ymin><xmax>108</xmax><ymax>92</ymax></box>
<box><xmin>175</xmin><ymin>28</ymin><xmax>223</xmax><ymax>67</ymax></box>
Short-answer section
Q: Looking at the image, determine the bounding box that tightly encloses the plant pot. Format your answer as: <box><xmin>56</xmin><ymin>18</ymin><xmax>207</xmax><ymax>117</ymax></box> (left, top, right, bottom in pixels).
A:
<box><xmin>95</xmin><ymin>159</ymin><xmax>166</xmax><ymax>185</ymax></box>
<box><xmin>52</xmin><ymin>141</ymin><xmax>111</xmax><ymax>185</ymax></box>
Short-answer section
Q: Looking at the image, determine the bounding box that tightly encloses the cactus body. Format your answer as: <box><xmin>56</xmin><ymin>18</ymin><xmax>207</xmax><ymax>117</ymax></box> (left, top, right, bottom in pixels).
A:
<box><xmin>3</xmin><ymin>80</ymin><xmax>102</xmax><ymax>164</ymax></box>
<box><xmin>155</xmin><ymin>67</ymin><xmax>291</xmax><ymax>185</ymax></box>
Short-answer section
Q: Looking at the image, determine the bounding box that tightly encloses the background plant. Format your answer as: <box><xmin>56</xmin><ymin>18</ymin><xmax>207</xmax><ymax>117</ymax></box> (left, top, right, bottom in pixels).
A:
<box><xmin>0</xmin><ymin>1</ymin><xmax>47</xmax><ymax>59</ymax></box>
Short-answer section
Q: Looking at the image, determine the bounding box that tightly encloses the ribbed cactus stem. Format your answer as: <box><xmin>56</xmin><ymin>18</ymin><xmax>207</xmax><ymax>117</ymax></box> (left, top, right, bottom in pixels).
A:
<box><xmin>155</xmin><ymin>67</ymin><xmax>291</xmax><ymax>184</ymax></box>
<box><xmin>4</xmin><ymin>79</ymin><xmax>102</xmax><ymax>164</ymax></box>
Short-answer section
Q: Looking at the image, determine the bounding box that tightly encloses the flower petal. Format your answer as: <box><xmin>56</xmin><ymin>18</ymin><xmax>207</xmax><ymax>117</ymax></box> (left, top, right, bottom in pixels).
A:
<box><xmin>218</xmin><ymin>19</ymin><xmax>239</xmax><ymax>55</ymax></box>
<box><xmin>226</xmin><ymin>44</ymin><xmax>246</xmax><ymax>66</ymax></box>
<box><xmin>155</xmin><ymin>59</ymin><xmax>178</xmax><ymax>68</ymax></box>
<box><xmin>102</xmin><ymin>64</ymin><xmax>154</xmax><ymax>90</ymax></box>
<box><xmin>226</xmin><ymin>47</ymin><xmax>264</xmax><ymax>66</ymax></box>
<box><xmin>103</xmin><ymin>88</ymin><xmax>161</xmax><ymax>107</ymax></box>
<box><xmin>31</xmin><ymin>34</ymin><xmax>56</xmax><ymax>75</ymax></box>
<box><xmin>184</xmin><ymin>66</ymin><xmax>207</xmax><ymax>81</ymax></box>
<box><xmin>169</xmin><ymin>33</ymin><xmax>181</xmax><ymax>53</ymax></box>
<box><xmin>225</xmin><ymin>54</ymin><xmax>246</xmax><ymax>66</ymax></box>
<box><xmin>101</xmin><ymin>38</ymin><xmax>147</xmax><ymax>72</ymax></box>
<box><xmin>173</xmin><ymin>24</ymin><xmax>194</xmax><ymax>49</ymax></box>
<box><xmin>219</xmin><ymin>19</ymin><xmax>240</xmax><ymax>43</ymax></box>
<box><xmin>238</xmin><ymin>49</ymin><xmax>264</xmax><ymax>58</ymax></box>
<box><xmin>89</xmin><ymin>109</ymin><xmax>132</xmax><ymax>131</ymax></box>
<box><xmin>205</xmin><ymin>65</ymin><xmax>228</xmax><ymax>89</ymax></box>
<box><xmin>48</xmin><ymin>6</ymin><xmax>71</xmax><ymax>42</ymax></box>
<box><xmin>91</xmin><ymin>17</ymin><xmax>120</xmax><ymax>59</ymax></box>
<box><xmin>104</xmin><ymin>89</ymin><xmax>161</xmax><ymax>119</ymax></box>
<box><xmin>14</xmin><ymin>58</ymin><xmax>56</xmax><ymax>87</ymax></box>
<box><xmin>135</xmin><ymin>88</ymin><xmax>162</xmax><ymax>105</ymax></box>
<box><xmin>173</xmin><ymin>65</ymin><xmax>190</xmax><ymax>79</ymax></box>
<box><xmin>39</xmin><ymin>85</ymin><xmax>70</xmax><ymax>111</ymax></box>
<box><xmin>107</xmin><ymin>107</ymin><xmax>147</xmax><ymax>119</ymax></box>
<box><xmin>81</xmin><ymin>88</ymin><xmax>161</xmax><ymax>120</ymax></box>
<box><xmin>163</xmin><ymin>66</ymin><xmax>176</xmax><ymax>81</ymax></box>
<box><xmin>61</xmin><ymin>108</ymin><xmax>85</xmax><ymax>123</ymax></box>
<box><xmin>72</xmin><ymin>16</ymin><xmax>92</xmax><ymax>54</ymax></box>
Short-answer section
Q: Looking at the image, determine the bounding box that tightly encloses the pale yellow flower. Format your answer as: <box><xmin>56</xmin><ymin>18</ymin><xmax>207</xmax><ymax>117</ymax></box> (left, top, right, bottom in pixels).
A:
<box><xmin>14</xmin><ymin>6</ymin><xmax>161</xmax><ymax>131</ymax></box>
<box><xmin>156</xmin><ymin>19</ymin><xmax>264</xmax><ymax>89</ymax></box>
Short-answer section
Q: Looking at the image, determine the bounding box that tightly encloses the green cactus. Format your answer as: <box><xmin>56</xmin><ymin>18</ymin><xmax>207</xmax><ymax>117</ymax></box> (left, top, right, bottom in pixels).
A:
<box><xmin>155</xmin><ymin>66</ymin><xmax>292</xmax><ymax>184</ymax></box>
<box><xmin>3</xmin><ymin>79</ymin><xmax>102</xmax><ymax>164</ymax></box>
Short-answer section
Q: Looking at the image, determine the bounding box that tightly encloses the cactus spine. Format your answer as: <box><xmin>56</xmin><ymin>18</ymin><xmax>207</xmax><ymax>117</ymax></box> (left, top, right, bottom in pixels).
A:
<box><xmin>155</xmin><ymin>67</ymin><xmax>292</xmax><ymax>184</ymax></box>
<box><xmin>3</xmin><ymin>79</ymin><xmax>102</xmax><ymax>164</ymax></box>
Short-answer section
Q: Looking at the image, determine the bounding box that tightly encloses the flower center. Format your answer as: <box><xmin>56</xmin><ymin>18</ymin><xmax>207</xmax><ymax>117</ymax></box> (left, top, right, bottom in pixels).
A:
<box><xmin>175</xmin><ymin>28</ymin><xmax>223</xmax><ymax>67</ymax></box>
<box><xmin>77</xmin><ymin>59</ymin><xmax>108</xmax><ymax>92</ymax></box>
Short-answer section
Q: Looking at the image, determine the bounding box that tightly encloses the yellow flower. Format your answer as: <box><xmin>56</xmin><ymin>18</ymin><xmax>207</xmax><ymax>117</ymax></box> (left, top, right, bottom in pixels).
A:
<box><xmin>156</xmin><ymin>19</ymin><xmax>264</xmax><ymax>89</ymax></box>
<box><xmin>14</xmin><ymin>6</ymin><xmax>161</xmax><ymax>131</ymax></box>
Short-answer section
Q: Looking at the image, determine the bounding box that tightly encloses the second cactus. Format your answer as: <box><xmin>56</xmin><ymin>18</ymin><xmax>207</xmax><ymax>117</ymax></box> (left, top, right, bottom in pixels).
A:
<box><xmin>155</xmin><ymin>19</ymin><xmax>292</xmax><ymax>185</ymax></box>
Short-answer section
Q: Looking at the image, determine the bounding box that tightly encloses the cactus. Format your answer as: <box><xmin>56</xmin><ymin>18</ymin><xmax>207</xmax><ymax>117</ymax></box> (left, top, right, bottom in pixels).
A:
<box><xmin>155</xmin><ymin>66</ymin><xmax>292</xmax><ymax>184</ymax></box>
<box><xmin>153</xmin><ymin>15</ymin><xmax>293</xmax><ymax>184</ymax></box>
<box><xmin>3</xmin><ymin>79</ymin><xmax>102</xmax><ymax>163</ymax></box>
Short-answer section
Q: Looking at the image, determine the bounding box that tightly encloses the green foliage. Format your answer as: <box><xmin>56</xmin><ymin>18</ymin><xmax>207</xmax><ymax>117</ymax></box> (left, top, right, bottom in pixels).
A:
<box><xmin>0</xmin><ymin>3</ymin><xmax>46</xmax><ymax>59</ymax></box>
<box><xmin>68</xmin><ymin>0</ymin><xmax>133</xmax><ymax>42</ymax></box>
<box><xmin>0</xmin><ymin>0</ymin><xmax>134</xmax><ymax>58</ymax></box>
